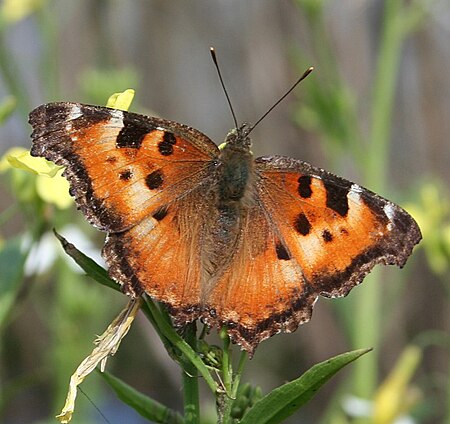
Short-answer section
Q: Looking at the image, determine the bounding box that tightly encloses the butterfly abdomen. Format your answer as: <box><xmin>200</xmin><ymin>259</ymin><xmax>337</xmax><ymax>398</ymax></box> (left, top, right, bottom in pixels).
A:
<box><xmin>199</xmin><ymin>141</ymin><xmax>255</xmax><ymax>294</ymax></box>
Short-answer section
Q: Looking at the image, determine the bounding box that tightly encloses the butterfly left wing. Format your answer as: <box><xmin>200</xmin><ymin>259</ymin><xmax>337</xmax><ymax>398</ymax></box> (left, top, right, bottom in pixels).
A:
<box><xmin>30</xmin><ymin>102</ymin><xmax>221</xmax><ymax>303</ymax></box>
<box><xmin>205</xmin><ymin>155</ymin><xmax>421</xmax><ymax>354</ymax></box>
<box><xmin>30</xmin><ymin>103</ymin><xmax>220</xmax><ymax>233</ymax></box>
<box><xmin>104</xmin><ymin>182</ymin><xmax>214</xmax><ymax>321</ymax></box>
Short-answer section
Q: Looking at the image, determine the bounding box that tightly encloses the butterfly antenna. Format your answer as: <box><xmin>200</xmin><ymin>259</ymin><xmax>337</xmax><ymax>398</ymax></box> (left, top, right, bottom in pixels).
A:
<box><xmin>247</xmin><ymin>66</ymin><xmax>314</xmax><ymax>137</ymax></box>
<box><xmin>210</xmin><ymin>47</ymin><xmax>240</xmax><ymax>129</ymax></box>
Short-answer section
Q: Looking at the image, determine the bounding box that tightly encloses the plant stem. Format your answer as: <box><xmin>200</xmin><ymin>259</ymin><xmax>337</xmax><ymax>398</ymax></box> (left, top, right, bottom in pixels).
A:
<box><xmin>352</xmin><ymin>0</ymin><xmax>408</xmax><ymax>408</ymax></box>
<box><xmin>183</xmin><ymin>322</ymin><xmax>200</xmax><ymax>424</ymax></box>
<box><xmin>366</xmin><ymin>0</ymin><xmax>404</xmax><ymax>192</ymax></box>
<box><xmin>231</xmin><ymin>350</ymin><xmax>248</xmax><ymax>399</ymax></box>
<box><xmin>36</xmin><ymin>3</ymin><xmax>60</xmax><ymax>101</ymax></box>
<box><xmin>143</xmin><ymin>298</ymin><xmax>218</xmax><ymax>393</ymax></box>
<box><xmin>218</xmin><ymin>330</ymin><xmax>233</xmax><ymax>424</ymax></box>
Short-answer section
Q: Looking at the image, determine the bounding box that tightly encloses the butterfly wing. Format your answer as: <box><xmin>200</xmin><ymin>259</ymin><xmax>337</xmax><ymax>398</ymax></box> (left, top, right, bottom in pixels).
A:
<box><xmin>30</xmin><ymin>102</ymin><xmax>220</xmax><ymax>306</ymax></box>
<box><xmin>254</xmin><ymin>156</ymin><xmax>421</xmax><ymax>293</ymax></box>
<box><xmin>104</xmin><ymin>182</ymin><xmax>214</xmax><ymax>317</ymax></box>
<box><xmin>30</xmin><ymin>103</ymin><xmax>219</xmax><ymax>232</ymax></box>
<box><xmin>205</xmin><ymin>155</ymin><xmax>421</xmax><ymax>354</ymax></box>
<box><xmin>204</xmin><ymin>200</ymin><xmax>315</xmax><ymax>353</ymax></box>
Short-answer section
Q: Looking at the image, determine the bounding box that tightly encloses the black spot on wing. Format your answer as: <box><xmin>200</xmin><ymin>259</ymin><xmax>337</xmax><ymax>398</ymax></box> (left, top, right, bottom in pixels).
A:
<box><xmin>323</xmin><ymin>178</ymin><xmax>351</xmax><ymax>217</ymax></box>
<box><xmin>294</xmin><ymin>213</ymin><xmax>311</xmax><ymax>236</ymax></box>
<box><xmin>275</xmin><ymin>242</ymin><xmax>291</xmax><ymax>260</ymax></box>
<box><xmin>119</xmin><ymin>169</ymin><xmax>133</xmax><ymax>181</ymax></box>
<box><xmin>322</xmin><ymin>229</ymin><xmax>333</xmax><ymax>242</ymax></box>
<box><xmin>116</xmin><ymin>115</ymin><xmax>156</xmax><ymax>148</ymax></box>
<box><xmin>152</xmin><ymin>205</ymin><xmax>169</xmax><ymax>221</ymax></box>
<box><xmin>158</xmin><ymin>132</ymin><xmax>177</xmax><ymax>156</ymax></box>
<box><xmin>145</xmin><ymin>170</ymin><xmax>164</xmax><ymax>190</ymax></box>
<box><xmin>297</xmin><ymin>175</ymin><xmax>312</xmax><ymax>198</ymax></box>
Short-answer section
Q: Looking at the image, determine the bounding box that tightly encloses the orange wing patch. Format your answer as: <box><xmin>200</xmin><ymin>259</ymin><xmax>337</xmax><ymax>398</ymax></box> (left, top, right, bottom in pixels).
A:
<box><xmin>104</xmin><ymin>188</ymin><xmax>208</xmax><ymax>319</ymax></box>
<box><xmin>204</xmin><ymin>204</ymin><xmax>314</xmax><ymax>353</ymax></box>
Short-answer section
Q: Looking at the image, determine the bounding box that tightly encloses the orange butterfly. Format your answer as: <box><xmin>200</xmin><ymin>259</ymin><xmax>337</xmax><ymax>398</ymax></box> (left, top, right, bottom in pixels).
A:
<box><xmin>29</xmin><ymin>94</ymin><xmax>421</xmax><ymax>355</ymax></box>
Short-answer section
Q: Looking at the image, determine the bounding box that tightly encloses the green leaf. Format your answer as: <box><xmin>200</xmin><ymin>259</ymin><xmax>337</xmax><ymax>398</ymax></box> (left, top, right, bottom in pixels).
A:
<box><xmin>54</xmin><ymin>231</ymin><xmax>219</xmax><ymax>394</ymax></box>
<box><xmin>240</xmin><ymin>348</ymin><xmax>371</xmax><ymax>424</ymax></box>
<box><xmin>98</xmin><ymin>369</ymin><xmax>184</xmax><ymax>424</ymax></box>
<box><xmin>53</xmin><ymin>230</ymin><xmax>119</xmax><ymax>292</ymax></box>
<box><xmin>143</xmin><ymin>298</ymin><xmax>219</xmax><ymax>394</ymax></box>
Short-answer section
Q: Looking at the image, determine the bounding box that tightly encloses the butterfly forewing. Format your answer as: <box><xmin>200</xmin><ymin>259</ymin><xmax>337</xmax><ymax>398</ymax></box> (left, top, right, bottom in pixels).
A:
<box><xmin>29</xmin><ymin>103</ymin><xmax>219</xmax><ymax>232</ymax></box>
<box><xmin>254</xmin><ymin>156</ymin><xmax>421</xmax><ymax>298</ymax></box>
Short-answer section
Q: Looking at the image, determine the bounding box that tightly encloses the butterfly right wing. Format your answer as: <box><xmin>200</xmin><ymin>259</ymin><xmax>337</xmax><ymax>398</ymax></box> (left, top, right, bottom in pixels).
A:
<box><xmin>203</xmin><ymin>155</ymin><xmax>420</xmax><ymax>354</ymax></box>
<box><xmin>253</xmin><ymin>155</ymin><xmax>421</xmax><ymax>297</ymax></box>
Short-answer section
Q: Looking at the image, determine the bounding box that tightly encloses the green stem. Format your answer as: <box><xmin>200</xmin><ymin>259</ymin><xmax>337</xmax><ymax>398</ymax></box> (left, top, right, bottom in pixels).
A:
<box><xmin>143</xmin><ymin>298</ymin><xmax>218</xmax><ymax>393</ymax></box>
<box><xmin>218</xmin><ymin>329</ymin><xmax>233</xmax><ymax>424</ymax></box>
<box><xmin>36</xmin><ymin>3</ymin><xmax>60</xmax><ymax>100</ymax></box>
<box><xmin>183</xmin><ymin>323</ymin><xmax>200</xmax><ymax>424</ymax></box>
<box><xmin>221</xmin><ymin>331</ymin><xmax>232</xmax><ymax>392</ymax></box>
<box><xmin>366</xmin><ymin>0</ymin><xmax>404</xmax><ymax>191</ymax></box>
<box><xmin>0</xmin><ymin>29</ymin><xmax>30</xmax><ymax>120</ymax></box>
<box><xmin>218</xmin><ymin>348</ymin><xmax>247</xmax><ymax>423</ymax></box>
<box><xmin>231</xmin><ymin>350</ymin><xmax>248</xmax><ymax>399</ymax></box>
<box><xmin>352</xmin><ymin>0</ymin><xmax>409</xmax><ymax>406</ymax></box>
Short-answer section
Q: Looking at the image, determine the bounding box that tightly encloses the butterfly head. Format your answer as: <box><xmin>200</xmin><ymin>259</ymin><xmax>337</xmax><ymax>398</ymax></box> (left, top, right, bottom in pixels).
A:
<box><xmin>220</xmin><ymin>123</ymin><xmax>252</xmax><ymax>153</ymax></box>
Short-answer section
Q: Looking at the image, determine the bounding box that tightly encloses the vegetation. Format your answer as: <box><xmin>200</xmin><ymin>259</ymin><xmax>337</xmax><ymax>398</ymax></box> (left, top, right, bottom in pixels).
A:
<box><xmin>1</xmin><ymin>1</ymin><xmax>449</xmax><ymax>423</ymax></box>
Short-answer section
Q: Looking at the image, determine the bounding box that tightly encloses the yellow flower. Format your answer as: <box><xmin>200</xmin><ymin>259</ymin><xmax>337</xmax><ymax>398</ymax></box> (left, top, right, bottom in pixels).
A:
<box><xmin>2</xmin><ymin>89</ymin><xmax>136</xmax><ymax>209</ymax></box>
<box><xmin>1</xmin><ymin>147</ymin><xmax>72</xmax><ymax>209</ymax></box>
<box><xmin>1</xmin><ymin>147</ymin><xmax>58</xmax><ymax>176</ymax></box>
<box><xmin>36</xmin><ymin>168</ymin><xmax>72</xmax><ymax>209</ymax></box>
<box><xmin>106</xmin><ymin>89</ymin><xmax>135</xmax><ymax>111</ymax></box>
<box><xmin>372</xmin><ymin>346</ymin><xmax>422</xmax><ymax>424</ymax></box>
<box><xmin>0</xmin><ymin>0</ymin><xmax>45</xmax><ymax>25</ymax></box>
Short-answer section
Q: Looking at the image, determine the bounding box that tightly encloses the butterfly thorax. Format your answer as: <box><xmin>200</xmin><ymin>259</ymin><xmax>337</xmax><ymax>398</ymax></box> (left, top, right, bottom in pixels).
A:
<box><xmin>217</xmin><ymin>123</ymin><xmax>253</xmax><ymax>202</ymax></box>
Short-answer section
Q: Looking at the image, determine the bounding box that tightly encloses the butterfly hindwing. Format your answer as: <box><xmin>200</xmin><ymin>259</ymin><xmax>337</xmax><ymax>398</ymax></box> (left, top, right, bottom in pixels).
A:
<box><xmin>104</xmin><ymin>184</ymin><xmax>213</xmax><ymax>317</ymax></box>
<box><xmin>204</xmin><ymin>202</ymin><xmax>315</xmax><ymax>353</ymax></box>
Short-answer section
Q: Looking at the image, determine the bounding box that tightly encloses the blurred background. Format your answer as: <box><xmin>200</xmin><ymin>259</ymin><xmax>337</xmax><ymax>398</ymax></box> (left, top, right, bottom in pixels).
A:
<box><xmin>0</xmin><ymin>1</ymin><xmax>449</xmax><ymax>423</ymax></box>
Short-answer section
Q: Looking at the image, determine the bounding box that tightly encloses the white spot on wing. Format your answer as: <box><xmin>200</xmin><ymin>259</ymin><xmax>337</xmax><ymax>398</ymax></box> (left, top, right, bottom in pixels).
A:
<box><xmin>384</xmin><ymin>203</ymin><xmax>396</xmax><ymax>231</ymax></box>
<box><xmin>68</xmin><ymin>104</ymin><xmax>83</xmax><ymax>121</ymax></box>
<box><xmin>348</xmin><ymin>184</ymin><xmax>363</xmax><ymax>202</ymax></box>
<box><xmin>109</xmin><ymin>109</ymin><xmax>124</xmax><ymax>127</ymax></box>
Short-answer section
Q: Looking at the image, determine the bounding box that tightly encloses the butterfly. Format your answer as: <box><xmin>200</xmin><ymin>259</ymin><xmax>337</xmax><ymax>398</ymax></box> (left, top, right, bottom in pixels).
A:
<box><xmin>29</xmin><ymin>99</ymin><xmax>421</xmax><ymax>355</ymax></box>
